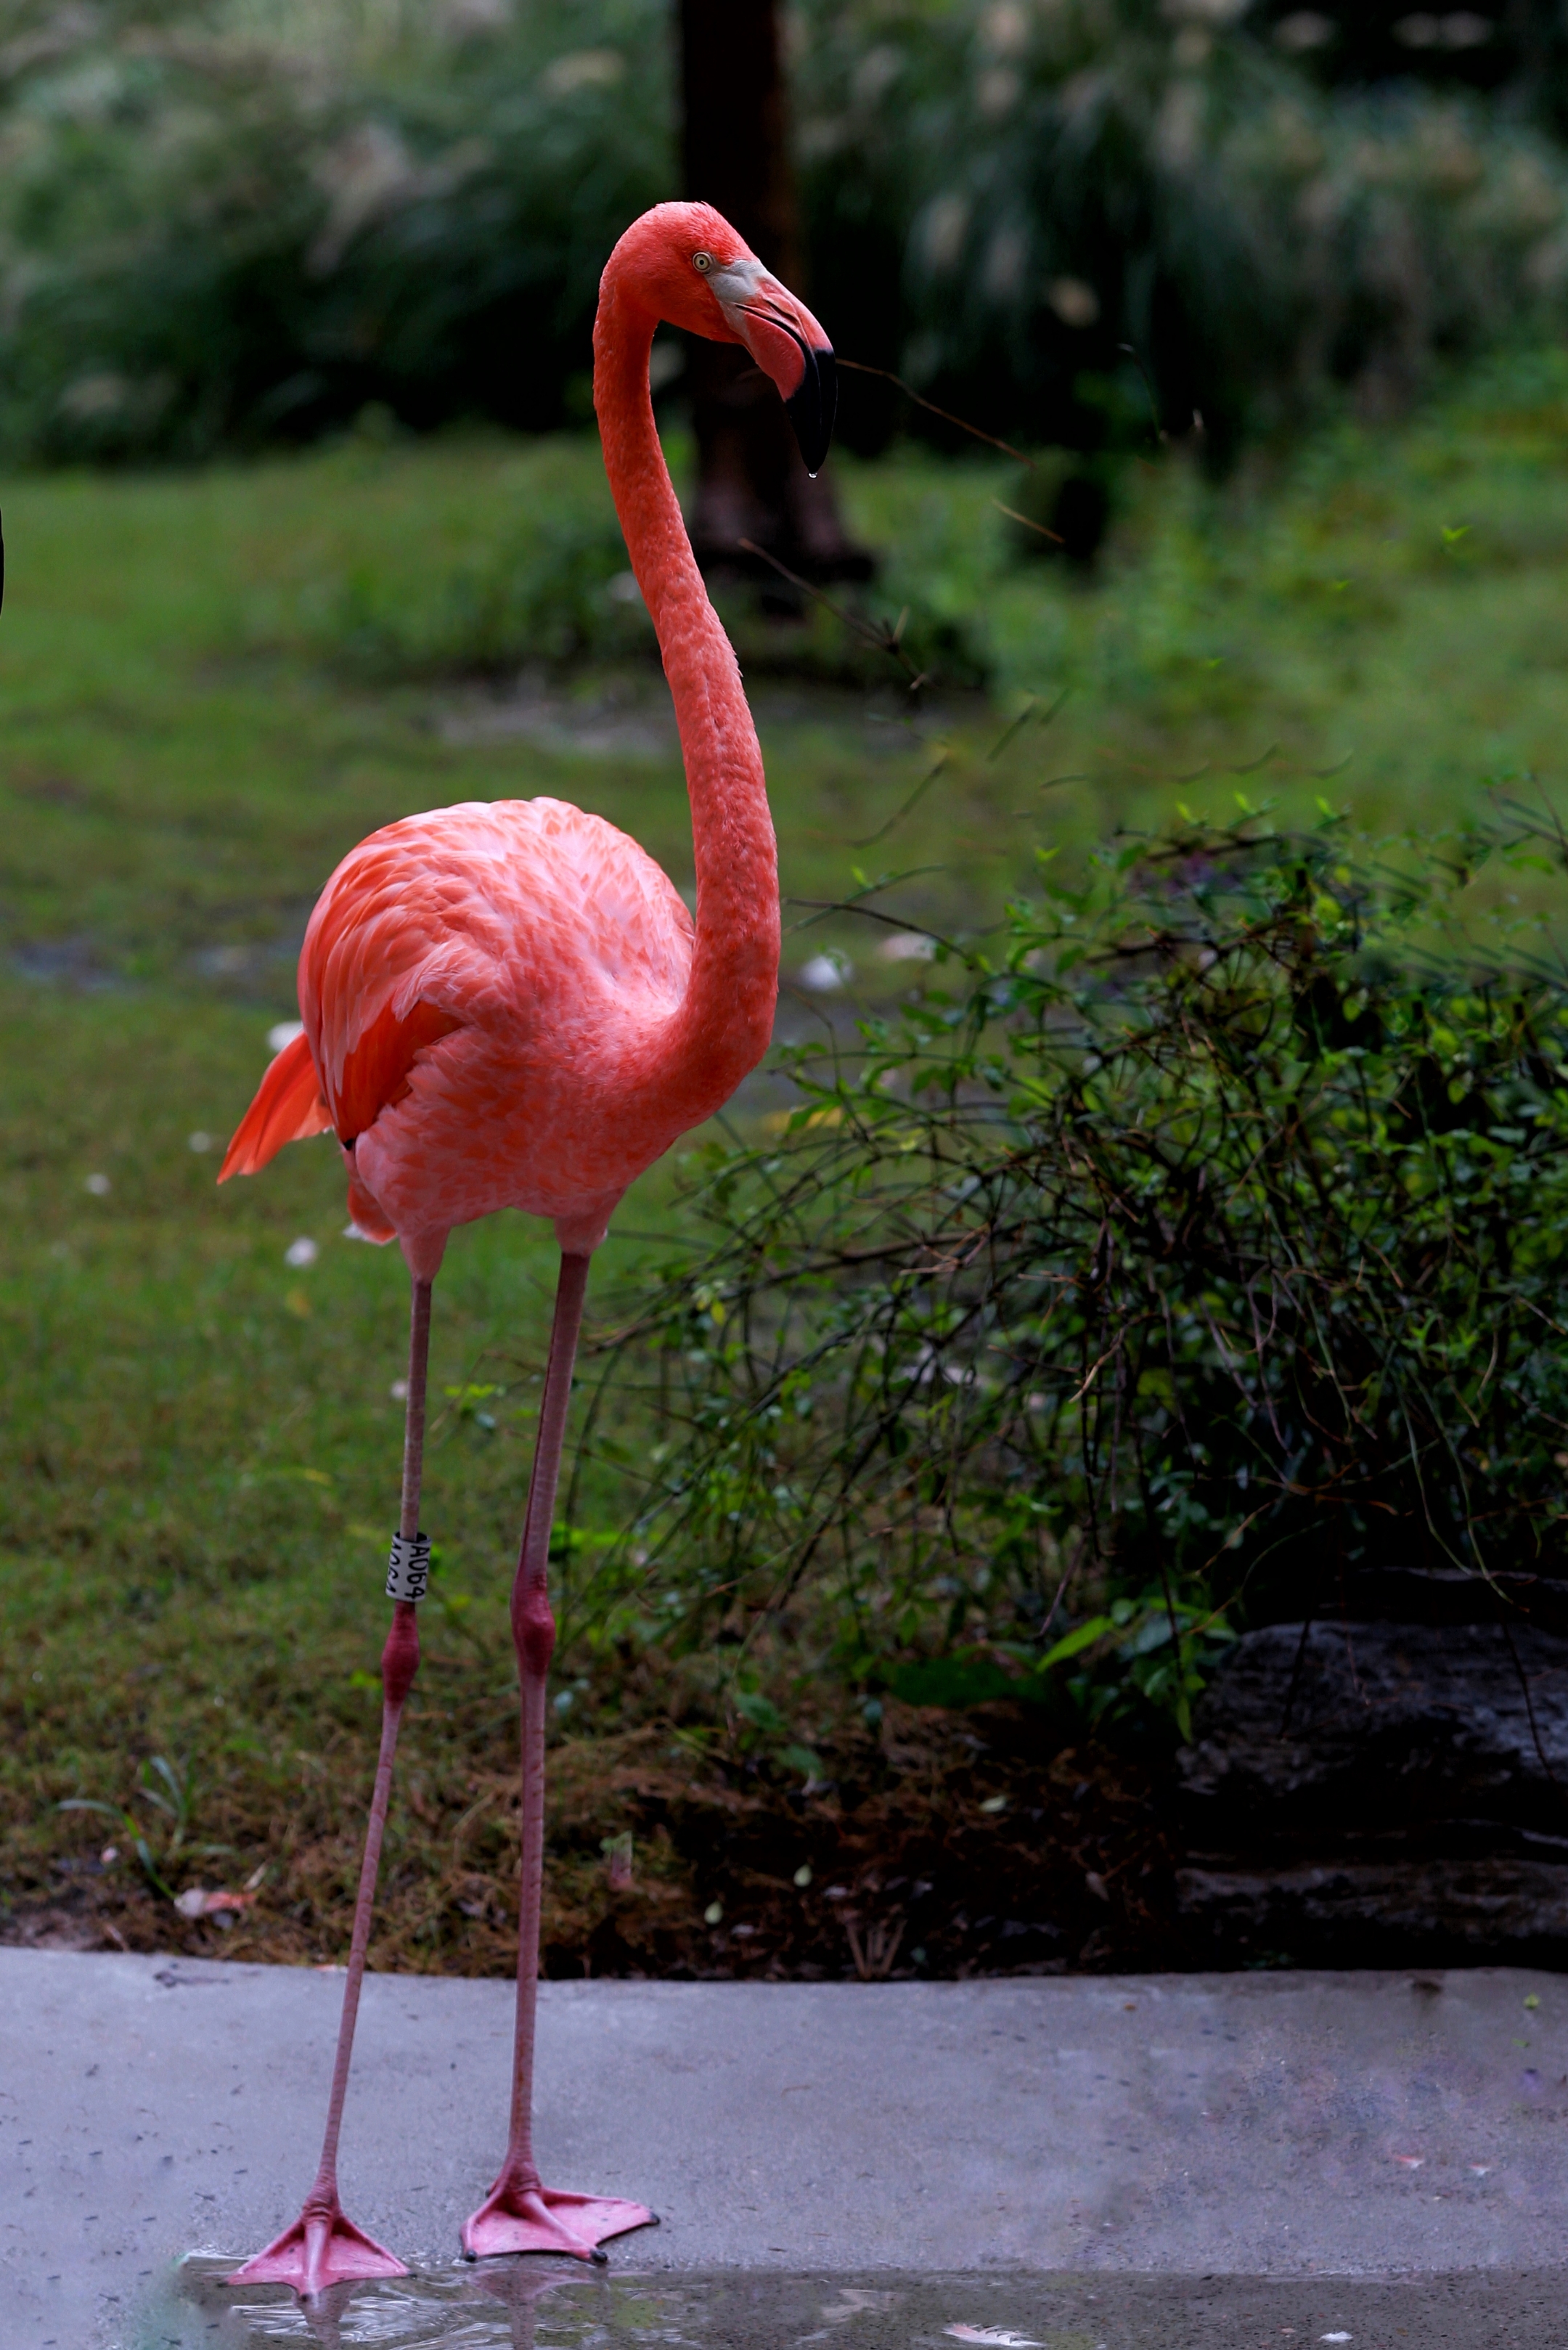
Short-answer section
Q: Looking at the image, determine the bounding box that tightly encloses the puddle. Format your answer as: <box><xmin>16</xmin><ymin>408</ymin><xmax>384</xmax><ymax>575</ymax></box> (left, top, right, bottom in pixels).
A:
<box><xmin>433</xmin><ymin>684</ymin><xmax>677</xmax><ymax>759</ymax></box>
<box><xmin>139</xmin><ymin>2261</ymin><xmax>1568</xmax><ymax>2350</ymax></box>
<box><xmin>427</xmin><ymin>676</ymin><xmax>963</xmax><ymax>762</ymax></box>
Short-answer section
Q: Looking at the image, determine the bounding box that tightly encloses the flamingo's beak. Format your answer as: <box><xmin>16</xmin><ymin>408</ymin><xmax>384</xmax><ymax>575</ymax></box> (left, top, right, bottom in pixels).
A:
<box><xmin>709</xmin><ymin>261</ymin><xmax>837</xmax><ymax>476</ymax></box>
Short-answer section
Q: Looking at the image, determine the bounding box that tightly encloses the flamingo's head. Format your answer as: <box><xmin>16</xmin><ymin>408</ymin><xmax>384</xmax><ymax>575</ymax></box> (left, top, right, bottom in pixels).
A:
<box><xmin>605</xmin><ymin>200</ymin><xmax>837</xmax><ymax>476</ymax></box>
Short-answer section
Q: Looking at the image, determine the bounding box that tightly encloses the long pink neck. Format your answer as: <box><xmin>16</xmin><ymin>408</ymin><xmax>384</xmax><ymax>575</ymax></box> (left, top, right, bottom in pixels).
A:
<box><xmin>593</xmin><ymin>281</ymin><xmax>779</xmax><ymax>1123</ymax></box>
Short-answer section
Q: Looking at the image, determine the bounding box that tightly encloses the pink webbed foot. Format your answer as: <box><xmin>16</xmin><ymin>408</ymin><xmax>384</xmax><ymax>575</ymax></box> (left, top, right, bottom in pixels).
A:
<box><xmin>226</xmin><ymin>2195</ymin><xmax>409</xmax><ymax>2296</ymax></box>
<box><xmin>462</xmin><ymin>2177</ymin><xmax>655</xmax><ymax>2263</ymax></box>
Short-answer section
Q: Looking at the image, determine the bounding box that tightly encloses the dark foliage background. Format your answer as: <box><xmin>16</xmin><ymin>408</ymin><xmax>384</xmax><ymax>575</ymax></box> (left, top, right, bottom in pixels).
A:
<box><xmin>4</xmin><ymin>0</ymin><xmax>1568</xmax><ymax>466</ymax></box>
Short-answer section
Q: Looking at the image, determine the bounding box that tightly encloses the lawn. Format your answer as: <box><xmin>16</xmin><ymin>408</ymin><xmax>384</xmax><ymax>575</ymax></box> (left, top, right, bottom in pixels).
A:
<box><xmin>5</xmin><ymin>349</ymin><xmax>1568</xmax><ymax>1979</ymax></box>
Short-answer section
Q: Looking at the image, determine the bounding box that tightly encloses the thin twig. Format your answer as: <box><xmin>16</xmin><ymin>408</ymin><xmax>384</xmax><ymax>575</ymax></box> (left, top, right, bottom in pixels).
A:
<box><xmin>987</xmin><ymin>684</ymin><xmax>1069</xmax><ymax>762</ymax></box>
<box><xmin>736</xmin><ymin>537</ymin><xmax>928</xmax><ymax>695</ymax></box>
<box><xmin>993</xmin><ymin>499</ymin><xmax>1063</xmax><ymax>544</ymax></box>
<box><xmin>1501</xmin><ymin>1614</ymin><xmax>1568</xmax><ymax>1808</ymax></box>
<box><xmin>854</xmin><ymin>751</ymin><xmax>950</xmax><ymax>848</ymax></box>
<box><xmin>838</xmin><ymin>359</ymin><xmax>1036</xmax><ymax>467</ymax></box>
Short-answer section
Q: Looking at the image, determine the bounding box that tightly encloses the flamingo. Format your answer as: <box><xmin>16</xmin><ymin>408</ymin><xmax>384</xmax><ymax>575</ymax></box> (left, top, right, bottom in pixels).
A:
<box><xmin>215</xmin><ymin>202</ymin><xmax>834</xmax><ymax>2294</ymax></box>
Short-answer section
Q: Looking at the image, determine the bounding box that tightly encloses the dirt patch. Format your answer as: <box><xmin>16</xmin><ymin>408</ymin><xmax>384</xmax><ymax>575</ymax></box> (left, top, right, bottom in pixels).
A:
<box><xmin>1</xmin><ymin>1703</ymin><xmax>1185</xmax><ymax>1978</ymax></box>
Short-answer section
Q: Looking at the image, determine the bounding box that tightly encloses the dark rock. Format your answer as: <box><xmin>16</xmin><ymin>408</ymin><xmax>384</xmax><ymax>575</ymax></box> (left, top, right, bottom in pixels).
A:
<box><xmin>1182</xmin><ymin>1620</ymin><xmax>1568</xmax><ymax>1843</ymax></box>
<box><xmin>1178</xmin><ymin>1853</ymin><xmax>1568</xmax><ymax>1965</ymax></box>
<box><xmin>1175</xmin><ymin>1620</ymin><xmax>1568</xmax><ymax>1961</ymax></box>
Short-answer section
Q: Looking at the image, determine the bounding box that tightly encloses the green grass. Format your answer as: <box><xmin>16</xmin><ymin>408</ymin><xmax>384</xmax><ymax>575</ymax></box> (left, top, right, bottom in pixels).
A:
<box><xmin>7</xmin><ymin>351</ymin><xmax>1568</xmax><ymax>1970</ymax></box>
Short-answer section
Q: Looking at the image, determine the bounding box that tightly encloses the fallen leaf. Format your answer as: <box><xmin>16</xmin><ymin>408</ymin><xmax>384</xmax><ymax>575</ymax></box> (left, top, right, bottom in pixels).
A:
<box><xmin>944</xmin><ymin>2330</ymin><xmax>1042</xmax><ymax>2346</ymax></box>
<box><xmin>174</xmin><ymin>1887</ymin><xmax>256</xmax><ymax>1920</ymax></box>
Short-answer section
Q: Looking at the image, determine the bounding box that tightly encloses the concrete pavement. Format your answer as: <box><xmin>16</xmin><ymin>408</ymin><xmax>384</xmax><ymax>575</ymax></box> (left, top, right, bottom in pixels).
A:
<box><xmin>0</xmin><ymin>1951</ymin><xmax>1563</xmax><ymax>2346</ymax></box>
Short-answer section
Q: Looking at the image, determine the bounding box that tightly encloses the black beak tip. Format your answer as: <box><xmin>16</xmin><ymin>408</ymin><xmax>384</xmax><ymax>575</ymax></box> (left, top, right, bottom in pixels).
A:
<box><xmin>785</xmin><ymin>348</ymin><xmax>837</xmax><ymax>478</ymax></box>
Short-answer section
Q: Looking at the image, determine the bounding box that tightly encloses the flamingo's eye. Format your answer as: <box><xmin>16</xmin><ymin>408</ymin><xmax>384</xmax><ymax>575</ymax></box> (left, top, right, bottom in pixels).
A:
<box><xmin>691</xmin><ymin>250</ymin><xmax>714</xmax><ymax>273</ymax></box>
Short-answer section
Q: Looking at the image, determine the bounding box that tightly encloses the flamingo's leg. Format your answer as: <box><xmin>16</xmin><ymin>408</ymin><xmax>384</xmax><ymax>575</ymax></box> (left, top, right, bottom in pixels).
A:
<box><xmin>462</xmin><ymin>1252</ymin><xmax>655</xmax><ymax>2263</ymax></box>
<box><xmin>228</xmin><ymin>1276</ymin><xmax>436</xmax><ymax>2296</ymax></box>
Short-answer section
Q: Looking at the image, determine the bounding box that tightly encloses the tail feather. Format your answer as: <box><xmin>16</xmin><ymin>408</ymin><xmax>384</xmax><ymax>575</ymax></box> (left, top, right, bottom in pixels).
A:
<box><xmin>219</xmin><ymin>1032</ymin><xmax>333</xmax><ymax>1181</ymax></box>
<box><xmin>346</xmin><ymin>1170</ymin><xmax>397</xmax><ymax>1245</ymax></box>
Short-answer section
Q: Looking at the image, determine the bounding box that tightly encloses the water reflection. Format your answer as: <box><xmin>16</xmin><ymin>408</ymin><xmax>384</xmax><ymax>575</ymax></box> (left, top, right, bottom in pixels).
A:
<box><xmin>140</xmin><ymin>2258</ymin><xmax>1566</xmax><ymax>2350</ymax></box>
<box><xmin>157</xmin><ymin>2258</ymin><xmax>593</xmax><ymax>2350</ymax></box>
<box><xmin>148</xmin><ymin>2265</ymin><xmax>1088</xmax><ymax>2350</ymax></box>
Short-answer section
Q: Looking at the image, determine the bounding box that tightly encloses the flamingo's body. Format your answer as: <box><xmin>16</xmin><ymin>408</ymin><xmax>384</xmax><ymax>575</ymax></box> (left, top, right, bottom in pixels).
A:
<box><xmin>218</xmin><ymin>200</ymin><xmax>834</xmax><ymax>2296</ymax></box>
<box><xmin>227</xmin><ymin>793</ymin><xmax>754</xmax><ymax>1265</ymax></box>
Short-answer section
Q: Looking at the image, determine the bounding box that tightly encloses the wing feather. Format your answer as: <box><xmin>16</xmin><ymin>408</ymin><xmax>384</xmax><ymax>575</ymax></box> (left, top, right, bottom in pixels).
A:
<box><xmin>218</xmin><ymin>1032</ymin><xmax>332</xmax><ymax>1180</ymax></box>
<box><xmin>332</xmin><ymin>997</ymin><xmax>462</xmax><ymax>1141</ymax></box>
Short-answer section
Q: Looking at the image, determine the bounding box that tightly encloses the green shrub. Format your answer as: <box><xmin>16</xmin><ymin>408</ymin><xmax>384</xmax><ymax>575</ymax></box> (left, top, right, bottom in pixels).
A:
<box><xmin>280</xmin><ymin>428</ymin><xmax>998</xmax><ymax>686</ymax></box>
<box><xmin>589</xmin><ymin>801</ymin><xmax>1568</xmax><ymax>1737</ymax></box>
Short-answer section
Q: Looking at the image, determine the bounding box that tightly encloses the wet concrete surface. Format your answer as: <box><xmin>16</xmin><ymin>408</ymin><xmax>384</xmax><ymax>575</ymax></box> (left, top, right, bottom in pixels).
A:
<box><xmin>0</xmin><ymin>1952</ymin><xmax>1564</xmax><ymax>2348</ymax></box>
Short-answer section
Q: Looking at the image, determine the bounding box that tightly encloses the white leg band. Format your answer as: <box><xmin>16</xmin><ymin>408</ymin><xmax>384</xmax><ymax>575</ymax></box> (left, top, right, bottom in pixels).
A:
<box><xmin>386</xmin><ymin>1531</ymin><xmax>432</xmax><ymax>1602</ymax></box>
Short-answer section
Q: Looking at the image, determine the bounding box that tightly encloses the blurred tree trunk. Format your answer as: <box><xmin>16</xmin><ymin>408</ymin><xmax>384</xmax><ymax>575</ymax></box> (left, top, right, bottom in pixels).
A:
<box><xmin>679</xmin><ymin>0</ymin><xmax>870</xmax><ymax>583</ymax></box>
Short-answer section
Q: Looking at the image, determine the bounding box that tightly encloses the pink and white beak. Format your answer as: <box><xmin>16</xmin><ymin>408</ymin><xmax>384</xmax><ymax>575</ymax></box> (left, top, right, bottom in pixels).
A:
<box><xmin>708</xmin><ymin>258</ymin><xmax>837</xmax><ymax>476</ymax></box>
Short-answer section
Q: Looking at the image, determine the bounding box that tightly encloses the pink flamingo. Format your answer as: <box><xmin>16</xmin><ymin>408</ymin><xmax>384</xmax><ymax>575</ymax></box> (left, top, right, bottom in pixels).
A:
<box><xmin>215</xmin><ymin>203</ymin><xmax>833</xmax><ymax>2295</ymax></box>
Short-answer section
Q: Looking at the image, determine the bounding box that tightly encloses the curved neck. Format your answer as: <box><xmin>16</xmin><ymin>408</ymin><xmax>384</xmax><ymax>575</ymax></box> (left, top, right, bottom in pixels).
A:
<box><xmin>593</xmin><ymin>280</ymin><xmax>779</xmax><ymax>1123</ymax></box>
